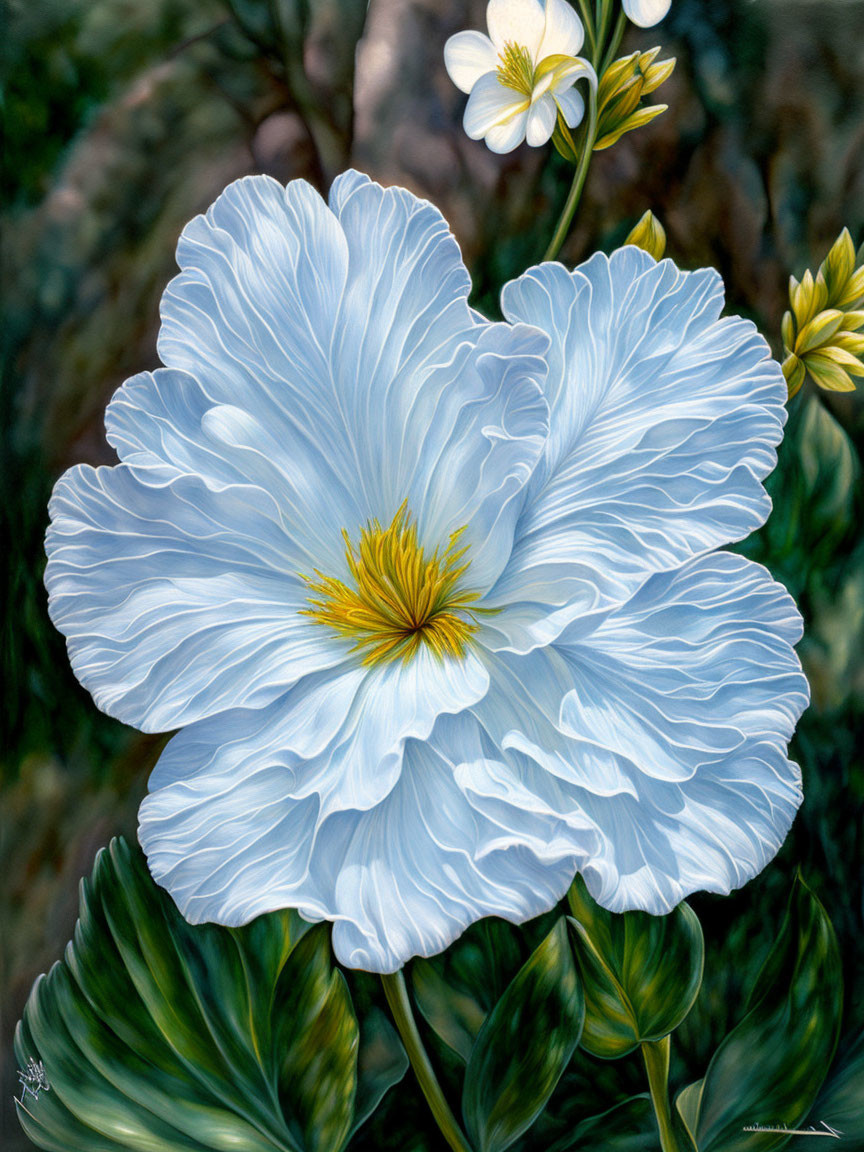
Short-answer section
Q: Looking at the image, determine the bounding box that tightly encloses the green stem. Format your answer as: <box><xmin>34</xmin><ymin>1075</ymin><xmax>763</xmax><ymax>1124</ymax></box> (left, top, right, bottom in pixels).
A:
<box><xmin>600</xmin><ymin>9</ymin><xmax>628</xmax><ymax>74</ymax></box>
<box><xmin>576</xmin><ymin>0</ymin><xmax>597</xmax><ymax>56</ymax></box>
<box><xmin>641</xmin><ymin>1037</ymin><xmax>681</xmax><ymax>1152</ymax></box>
<box><xmin>381</xmin><ymin>971</ymin><xmax>473</xmax><ymax>1152</ymax></box>
<box><xmin>543</xmin><ymin>82</ymin><xmax>599</xmax><ymax>262</ymax></box>
<box><xmin>595</xmin><ymin>0</ymin><xmax>614</xmax><ymax>64</ymax></box>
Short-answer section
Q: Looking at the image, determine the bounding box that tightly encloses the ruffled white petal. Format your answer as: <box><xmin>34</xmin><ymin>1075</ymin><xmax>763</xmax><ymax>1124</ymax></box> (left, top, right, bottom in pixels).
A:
<box><xmin>402</xmin><ymin>321</ymin><xmax>549</xmax><ymax>592</ymax></box>
<box><xmin>159</xmin><ymin>171</ymin><xmax>492</xmax><ymax>532</ymax></box>
<box><xmin>464</xmin><ymin>72</ymin><xmax>529</xmax><ymax>140</ymax></box>
<box><xmin>140</xmin><ymin>658</ymin><xmax>580</xmax><ymax>973</ymax></box>
<box><xmin>554</xmin><ymin>552</ymin><xmax>808</xmax><ymax>780</ymax></box>
<box><xmin>444</xmin><ymin>30</ymin><xmax>499</xmax><ymax>93</ymax></box>
<box><xmin>622</xmin><ymin>0</ymin><xmax>671</xmax><ymax>28</ymax></box>
<box><xmin>458</xmin><ymin>740</ymin><xmax>801</xmax><ymax>914</ymax></box>
<box><xmin>104</xmin><ymin>368</ymin><xmax>359</xmax><ymax>576</ymax></box>
<box><xmin>554</xmin><ymin>85</ymin><xmax>585</xmax><ymax>128</ymax></box>
<box><xmin>537</xmin><ymin>0</ymin><xmax>585</xmax><ymax>59</ymax></box>
<box><xmin>486</xmin><ymin>0</ymin><xmax>546</xmax><ymax>57</ymax></box>
<box><xmin>49</xmin><ymin>172</ymin><xmax>552</xmax><ymax>735</ymax></box>
<box><xmin>45</xmin><ymin>463</ymin><xmax>344</xmax><ymax>732</ymax></box>
<box><xmin>327</xmin><ymin>736</ymin><xmax>574</xmax><ymax>971</ymax></box>
<box><xmin>140</xmin><ymin>649</ymin><xmax>488</xmax><ymax>880</ymax></box>
<box><xmin>460</xmin><ymin>552</ymin><xmax>807</xmax><ymax>913</ymax></box>
<box><xmin>490</xmin><ymin>248</ymin><xmax>787</xmax><ymax>650</ymax></box>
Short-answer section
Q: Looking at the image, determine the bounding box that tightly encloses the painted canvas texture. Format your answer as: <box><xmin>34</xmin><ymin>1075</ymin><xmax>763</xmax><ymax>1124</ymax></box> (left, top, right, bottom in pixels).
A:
<box><xmin>2</xmin><ymin>2</ymin><xmax>862</xmax><ymax>1151</ymax></box>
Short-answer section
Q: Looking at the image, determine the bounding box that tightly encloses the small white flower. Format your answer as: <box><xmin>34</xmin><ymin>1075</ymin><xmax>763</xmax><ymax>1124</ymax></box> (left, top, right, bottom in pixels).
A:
<box><xmin>622</xmin><ymin>0</ymin><xmax>671</xmax><ymax>28</ymax></box>
<box><xmin>444</xmin><ymin>0</ymin><xmax>596</xmax><ymax>154</ymax></box>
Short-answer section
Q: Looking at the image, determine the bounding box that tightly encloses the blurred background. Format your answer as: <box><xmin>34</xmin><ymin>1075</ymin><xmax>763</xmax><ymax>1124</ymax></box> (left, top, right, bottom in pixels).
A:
<box><xmin>1</xmin><ymin>0</ymin><xmax>862</xmax><ymax>1148</ymax></box>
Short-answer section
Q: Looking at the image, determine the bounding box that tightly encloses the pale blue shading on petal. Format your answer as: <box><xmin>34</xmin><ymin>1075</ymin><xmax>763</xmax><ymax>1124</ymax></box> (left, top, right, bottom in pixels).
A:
<box><xmin>45</xmin><ymin>173</ymin><xmax>808</xmax><ymax>970</ymax></box>
<box><xmin>488</xmin><ymin>248</ymin><xmax>787</xmax><ymax>650</ymax></box>
<box><xmin>459</xmin><ymin>552</ymin><xmax>807</xmax><ymax>914</ymax></box>
<box><xmin>45</xmin><ymin>462</ymin><xmax>345</xmax><ymax>732</ymax></box>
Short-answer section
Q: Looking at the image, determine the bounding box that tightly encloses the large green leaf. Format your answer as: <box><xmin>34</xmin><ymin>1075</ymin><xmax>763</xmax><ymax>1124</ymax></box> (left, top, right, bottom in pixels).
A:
<box><xmin>12</xmin><ymin>837</ymin><xmax>390</xmax><ymax>1152</ymax></box>
<box><xmin>546</xmin><ymin>1095</ymin><xmax>661</xmax><ymax>1152</ymax></box>
<box><xmin>674</xmin><ymin>876</ymin><xmax>843</xmax><ymax>1152</ymax></box>
<box><xmin>349</xmin><ymin>1008</ymin><xmax>410</xmax><ymax>1138</ymax></box>
<box><xmin>413</xmin><ymin>917</ymin><xmax>526</xmax><ymax>1062</ymax></box>
<box><xmin>567</xmin><ymin>877</ymin><xmax>704</xmax><ymax>1059</ymax></box>
<box><xmin>461</xmin><ymin>917</ymin><xmax>584</xmax><ymax>1152</ymax></box>
<box><xmin>795</xmin><ymin>1029</ymin><xmax>864</xmax><ymax>1149</ymax></box>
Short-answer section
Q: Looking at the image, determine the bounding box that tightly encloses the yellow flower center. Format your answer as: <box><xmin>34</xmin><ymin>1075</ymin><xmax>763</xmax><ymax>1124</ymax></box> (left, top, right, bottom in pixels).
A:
<box><xmin>300</xmin><ymin>502</ymin><xmax>483</xmax><ymax>667</ymax></box>
<box><xmin>497</xmin><ymin>41</ymin><xmax>535</xmax><ymax>96</ymax></box>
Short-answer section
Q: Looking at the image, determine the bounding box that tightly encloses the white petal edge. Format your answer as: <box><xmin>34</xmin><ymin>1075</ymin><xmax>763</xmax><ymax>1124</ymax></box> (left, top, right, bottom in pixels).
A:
<box><xmin>525</xmin><ymin>93</ymin><xmax>557</xmax><ymax>146</ymax></box>
<box><xmin>555</xmin><ymin>86</ymin><xmax>585</xmax><ymax>128</ymax></box>
<box><xmin>486</xmin><ymin>0</ymin><xmax>546</xmax><ymax>56</ymax></box>
<box><xmin>464</xmin><ymin>71</ymin><xmax>529</xmax><ymax>140</ymax></box>
<box><xmin>444</xmin><ymin>30</ymin><xmax>499</xmax><ymax>93</ymax></box>
<box><xmin>622</xmin><ymin>0</ymin><xmax>672</xmax><ymax>28</ymax></box>
<box><xmin>537</xmin><ymin>0</ymin><xmax>585</xmax><ymax>59</ymax></box>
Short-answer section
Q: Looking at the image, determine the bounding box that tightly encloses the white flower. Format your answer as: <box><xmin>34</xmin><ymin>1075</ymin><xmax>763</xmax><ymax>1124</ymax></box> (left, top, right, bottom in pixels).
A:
<box><xmin>622</xmin><ymin>0</ymin><xmax>671</xmax><ymax>28</ymax></box>
<box><xmin>444</xmin><ymin>0</ymin><xmax>596</xmax><ymax>153</ymax></box>
<box><xmin>45</xmin><ymin>172</ymin><xmax>807</xmax><ymax>973</ymax></box>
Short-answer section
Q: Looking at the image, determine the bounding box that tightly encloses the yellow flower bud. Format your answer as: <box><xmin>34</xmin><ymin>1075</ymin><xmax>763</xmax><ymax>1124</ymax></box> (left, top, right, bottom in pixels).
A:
<box><xmin>782</xmin><ymin>354</ymin><xmax>806</xmax><ymax>400</ymax></box>
<box><xmin>625</xmin><ymin>210</ymin><xmax>667</xmax><ymax>259</ymax></box>
<box><xmin>781</xmin><ymin>228</ymin><xmax>864</xmax><ymax>398</ymax></box>
<box><xmin>593</xmin><ymin>49</ymin><xmax>674</xmax><ymax>152</ymax></box>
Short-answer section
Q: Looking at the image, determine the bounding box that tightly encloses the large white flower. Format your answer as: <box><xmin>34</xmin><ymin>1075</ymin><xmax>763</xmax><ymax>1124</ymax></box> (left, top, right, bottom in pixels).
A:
<box><xmin>444</xmin><ymin>0</ymin><xmax>596</xmax><ymax>153</ymax></box>
<box><xmin>45</xmin><ymin>172</ymin><xmax>808</xmax><ymax>973</ymax></box>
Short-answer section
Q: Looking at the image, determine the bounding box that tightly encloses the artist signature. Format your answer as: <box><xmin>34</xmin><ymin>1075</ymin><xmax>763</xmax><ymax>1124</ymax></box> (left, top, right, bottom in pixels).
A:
<box><xmin>743</xmin><ymin>1120</ymin><xmax>842</xmax><ymax>1139</ymax></box>
<box><xmin>16</xmin><ymin>1058</ymin><xmax>51</xmax><ymax>1103</ymax></box>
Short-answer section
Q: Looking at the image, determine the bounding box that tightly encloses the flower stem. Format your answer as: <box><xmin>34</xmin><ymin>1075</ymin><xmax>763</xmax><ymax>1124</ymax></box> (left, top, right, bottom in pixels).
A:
<box><xmin>381</xmin><ymin>970</ymin><xmax>473</xmax><ymax>1152</ymax></box>
<box><xmin>595</xmin><ymin>0</ymin><xmax>614</xmax><ymax>63</ymax></box>
<box><xmin>641</xmin><ymin>1037</ymin><xmax>682</xmax><ymax>1152</ymax></box>
<box><xmin>599</xmin><ymin>10</ymin><xmax>627</xmax><ymax>75</ymax></box>
<box><xmin>543</xmin><ymin>82</ymin><xmax>598</xmax><ymax>262</ymax></box>
<box><xmin>576</xmin><ymin>0</ymin><xmax>596</xmax><ymax>56</ymax></box>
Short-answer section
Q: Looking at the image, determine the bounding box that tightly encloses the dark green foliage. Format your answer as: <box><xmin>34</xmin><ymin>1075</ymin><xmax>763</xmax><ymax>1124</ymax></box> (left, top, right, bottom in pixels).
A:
<box><xmin>14</xmin><ymin>838</ymin><xmax>405</xmax><ymax>1152</ymax></box>
<box><xmin>413</xmin><ymin>917</ymin><xmax>526</xmax><ymax>1062</ymax></box>
<box><xmin>461</xmin><ymin>919</ymin><xmax>585</xmax><ymax>1152</ymax></box>
<box><xmin>675</xmin><ymin>877</ymin><xmax>843</xmax><ymax>1152</ymax></box>
<box><xmin>567</xmin><ymin>878</ymin><xmax>704</xmax><ymax>1059</ymax></box>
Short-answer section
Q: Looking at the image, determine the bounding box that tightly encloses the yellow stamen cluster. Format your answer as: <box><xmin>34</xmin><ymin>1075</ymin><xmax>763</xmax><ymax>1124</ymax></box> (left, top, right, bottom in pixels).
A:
<box><xmin>497</xmin><ymin>41</ymin><xmax>535</xmax><ymax>96</ymax></box>
<box><xmin>300</xmin><ymin>502</ymin><xmax>483</xmax><ymax>667</ymax></box>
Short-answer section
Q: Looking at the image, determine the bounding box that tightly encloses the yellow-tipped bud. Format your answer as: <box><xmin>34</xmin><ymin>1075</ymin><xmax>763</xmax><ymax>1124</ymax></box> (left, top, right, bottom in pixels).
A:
<box><xmin>781</xmin><ymin>228</ymin><xmax>864</xmax><ymax>398</ymax></box>
<box><xmin>625</xmin><ymin>210</ymin><xmax>667</xmax><ymax>260</ymax></box>
<box><xmin>593</xmin><ymin>49</ymin><xmax>675</xmax><ymax>152</ymax></box>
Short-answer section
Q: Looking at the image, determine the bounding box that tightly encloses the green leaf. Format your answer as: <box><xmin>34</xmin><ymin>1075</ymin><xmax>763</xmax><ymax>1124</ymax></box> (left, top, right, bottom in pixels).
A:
<box><xmin>412</xmin><ymin>958</ymin><xmax>485</xmax><ymax>1062</ymax></box>
<box><xmin>567</xmin><ymin>877</ymin><xmax>704</xmax><ymax>1059</ymax></box>
<box><xmin>795</xmin><ymin>1030</ymin><xmax>864</xmax><ymax>1149</ymax></box>
<box><xmin>552</xmin><ymin>111</ymin><xmax>580</xmax><ymax>164</ymax></box>
<box><xmin>274</xmin><ymin>926</ymin><xmax>359</xmax><ymax>1152</ymax></box>
<box><xmin>350</xmin><ymin>1008</ymin><xmax>409</xmax><ymax>1138</ymax></box>
<box><xmin>673</xmin><ymin>876</ymin><xmax>843</xmax><ymax>1152</ymax></box>
<box><xmin>413</xmin><ymin>917</ymin><xmax>526</xmax><ymax>1062</ymax></box>
<box><xmin>462</xmin><ymin>917</ymin><xmax>584</xmax><ymax>1152</ymax></box>
<box><xmin>14</xmin><ymin>837</ymin><xmax>363</xmax><ymax>1152</ymax></box>
<box><xmin>547</xmin><ymin>1095</ymin><xmax>660</xmax><ymax>1152</ymax></box>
